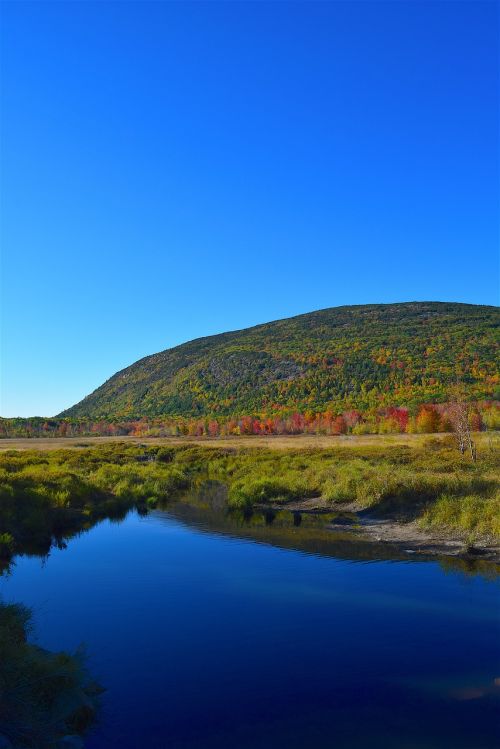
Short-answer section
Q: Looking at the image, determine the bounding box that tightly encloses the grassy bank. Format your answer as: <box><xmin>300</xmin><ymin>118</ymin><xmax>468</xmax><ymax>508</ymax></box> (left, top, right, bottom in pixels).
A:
<box><xmin>0</xmin><ymin>443</ymin><xmax>191</xmax><ymax>567</ymax></box>
<box><xmin>201</xmin><ymin>439</ymin><xmax>499</xmax><ymax>543</ymax></box>
<box><xmin>0</xmin><ymin>437</ymin><xmax>498</xmax><ymax>566</ymax></box>
<box><xmin>0</xmin><ymin>600</ymin><xmax>101</xmax><ymax>747</ymax></box>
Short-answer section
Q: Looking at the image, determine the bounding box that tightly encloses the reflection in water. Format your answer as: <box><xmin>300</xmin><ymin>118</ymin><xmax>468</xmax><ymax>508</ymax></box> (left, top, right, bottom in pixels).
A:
<box><xmin>148</xmin><ymin>482</ymin><xmax>500</xmax><ymax>579</ymax></box>
<box><xmin>0</xmin><ymin>499</ymin><xmax>136</xmax><ymax>577</ymax></box>
<box><xmin>264</xmin><ymin>509</ymin><xmax>276</xmax><ymax>525</ymax></box>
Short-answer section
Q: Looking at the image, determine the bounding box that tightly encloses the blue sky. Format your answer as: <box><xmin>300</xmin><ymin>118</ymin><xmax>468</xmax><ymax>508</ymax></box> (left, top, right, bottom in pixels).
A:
<box><xmin>1</xmin><ymin>1</ymin><xmax>498</xmax><ymax>417</ymax></box>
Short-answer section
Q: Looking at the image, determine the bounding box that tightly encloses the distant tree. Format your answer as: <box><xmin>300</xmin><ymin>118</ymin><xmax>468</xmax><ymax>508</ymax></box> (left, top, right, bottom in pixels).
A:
<box><xmin>208</xmin><ymin>420</ymin><xmax>219</xmax><ymax>438</ymax></box>
<box><xmin>240</xmin><ymin>416</ymin><xmax>253</xmax><ymax>435</ymax></box>
<box><xmin>343</xmin><ymin>409</ymin><xmax>362</xmax><ymax>431</ymax></box>
<box><xmin>290</xmin><ymin>413</ymin><xmax>305</xmax><ymax>434</ymax></box>
<box><xmin>333</xmin><ymin>415</ymin><xmax>347</xmax><ymax>434</ymax></box>
<box><xmin>415</xmin><ymin>405</ymin><xmax>440</xmax><ymax>434</ymax></box>
<box><xmin>481</xmin><ymin>402</ymin><xmax>500</xmax><ymax>431</ymax></box>
<box><xmin>386</xmin><ymin>406</ymin><xmax>409</xmax><ymax>433</ymax></box>
<box><xmin>447</xmin><ymin>384</ymin><xmax>477</xmax><ymax>461</ymax></box>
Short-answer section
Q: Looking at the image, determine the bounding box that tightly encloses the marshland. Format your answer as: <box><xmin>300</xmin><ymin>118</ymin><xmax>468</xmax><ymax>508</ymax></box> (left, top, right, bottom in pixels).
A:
<box><xmin>1</xmin><ymin>434</ymin><xmax>499</xmax><ymax>566</ymax></box>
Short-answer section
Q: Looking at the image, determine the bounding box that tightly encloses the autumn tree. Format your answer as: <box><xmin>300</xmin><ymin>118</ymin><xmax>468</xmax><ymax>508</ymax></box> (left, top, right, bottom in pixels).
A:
<box><xmin>415</xmin><ymin>405</ymin><xmax>440</xmax><ymax>434</ymax></box>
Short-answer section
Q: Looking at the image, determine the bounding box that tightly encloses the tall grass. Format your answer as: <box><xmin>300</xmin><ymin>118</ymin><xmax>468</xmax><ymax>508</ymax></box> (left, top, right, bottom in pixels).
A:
<box><xmin>421</xmin><ymin>490</ymin><xmax>500</xmax><ymax>541</ymax></box>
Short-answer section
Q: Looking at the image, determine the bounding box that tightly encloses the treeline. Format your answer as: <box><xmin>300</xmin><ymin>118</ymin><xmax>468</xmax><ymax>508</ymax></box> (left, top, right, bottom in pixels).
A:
<box><xmin>1</xmin><ymin>401</ymin><xmax>498</xmax><ymax>439</ymax></box>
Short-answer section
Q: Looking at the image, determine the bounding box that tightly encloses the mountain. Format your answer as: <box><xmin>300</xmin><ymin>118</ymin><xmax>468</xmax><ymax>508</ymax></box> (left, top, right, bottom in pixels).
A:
<box><xmin>60</xmin><ymin>302</ymin><xmax>499</xmax><ymax>419</ymax></box>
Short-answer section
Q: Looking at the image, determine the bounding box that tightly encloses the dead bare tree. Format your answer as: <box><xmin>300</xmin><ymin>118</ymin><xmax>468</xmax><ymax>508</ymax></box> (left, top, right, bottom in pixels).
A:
<box><xmin>447</xmin><ymin>384</ymin><xmax>477</xmax><ymax>461</ymax></box>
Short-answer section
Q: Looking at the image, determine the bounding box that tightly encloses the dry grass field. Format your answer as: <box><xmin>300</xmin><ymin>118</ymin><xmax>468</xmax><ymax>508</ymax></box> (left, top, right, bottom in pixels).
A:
<box><xmin>0</xmin><ymin>432</ymin><xmax>496</xmax><ymax>452</ymax></box>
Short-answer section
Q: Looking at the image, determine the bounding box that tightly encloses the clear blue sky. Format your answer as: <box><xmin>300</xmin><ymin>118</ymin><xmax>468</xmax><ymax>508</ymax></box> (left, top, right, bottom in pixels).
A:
<box><xmin>1</xmin><ymin>1</ymin><xmax>498</xmax><ymax>417</ymax></box>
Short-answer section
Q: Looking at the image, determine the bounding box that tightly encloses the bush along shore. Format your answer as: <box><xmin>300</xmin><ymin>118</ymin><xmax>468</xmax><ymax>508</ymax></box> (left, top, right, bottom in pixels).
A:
<box><xmin>0</xmin><ymin>600</ymin><xmax>102</xmax><ymax>748</ymax></box>
<box><xmin>0</xmin><ymin>436</ymin><xmax>498</xmax><ymax>567</ymax></box>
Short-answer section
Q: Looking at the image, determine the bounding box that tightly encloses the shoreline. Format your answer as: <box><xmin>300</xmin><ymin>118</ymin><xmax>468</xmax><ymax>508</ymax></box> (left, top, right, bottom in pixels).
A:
<box><xmin>256</xmin><ymin>497</ymin><xmax>500</xmax><ymax>562</ymax></box>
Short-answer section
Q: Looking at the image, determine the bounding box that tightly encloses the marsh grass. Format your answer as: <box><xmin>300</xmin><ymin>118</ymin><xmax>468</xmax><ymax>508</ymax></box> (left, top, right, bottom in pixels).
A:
<box><xmin>0</xmin><ymin>438</ymin><xmax>498</xmax><ymax>561</ymax></box>
<box><xmin>197</xmin><ymin>440</ymin><xmax>499</xmax><ymax>538</ymax></box>
<box><xmin>421</xmin><ymin>490</ymin><xmax>500</xmax><ymax>541</ymax></box>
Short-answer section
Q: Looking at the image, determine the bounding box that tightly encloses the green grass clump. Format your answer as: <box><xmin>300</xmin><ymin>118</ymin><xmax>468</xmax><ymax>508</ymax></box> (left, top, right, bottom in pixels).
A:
<box><xmin>229</xmin><ymin>476</ymin><xmax>318</xmax><ymax>508</ymax></box>
<box><xmin>322</xmin><ymin>459</ymin><xmax>370</xmax><ymax>503</ymax></box>
<box><xmin>0</xmin><ymin>600</ymin><xmax>102</xmax><ymax>746</ymax></box>
<box><xmin>322</xmin><ymin>459</ymin><xmax>497</xmax><ymax>515</ymax></box>
<box><xmin>90</xmin><ymin>462</ymin><xmax>189</xmax><ymax>501</ymax></box>
<box><xmin>420</xmin><ymin>490</ymin><xmax>500</xmax><ymax>541</ymax></box>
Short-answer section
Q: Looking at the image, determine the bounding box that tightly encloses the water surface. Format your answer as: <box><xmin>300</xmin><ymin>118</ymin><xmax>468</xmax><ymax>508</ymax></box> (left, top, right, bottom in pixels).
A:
<box><xmin>2</xmin><ymin>500</ymin><xmax>499</xmax><ymax>748</ymax></box>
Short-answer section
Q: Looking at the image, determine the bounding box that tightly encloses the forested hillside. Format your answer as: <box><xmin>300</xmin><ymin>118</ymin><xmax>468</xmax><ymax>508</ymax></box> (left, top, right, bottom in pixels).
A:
<box><xmin>60</xmin><ymin>302</ymin><xmax>499</xmax><ymax>420</ymax></box>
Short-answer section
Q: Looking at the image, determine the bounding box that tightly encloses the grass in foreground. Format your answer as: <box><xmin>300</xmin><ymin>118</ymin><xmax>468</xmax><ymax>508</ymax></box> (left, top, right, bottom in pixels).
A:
<box><xmin>0</xmin><ymin>601</ymin><xmax>101</xmax><ymax>747</ymax></box>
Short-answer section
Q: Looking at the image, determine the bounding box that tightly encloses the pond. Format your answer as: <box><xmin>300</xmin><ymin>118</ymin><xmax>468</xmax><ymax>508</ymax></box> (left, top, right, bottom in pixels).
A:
<box><xmin>1</xmin><ymin>495</ymin><xmax>499</xmax><ymax>749</ymax></box>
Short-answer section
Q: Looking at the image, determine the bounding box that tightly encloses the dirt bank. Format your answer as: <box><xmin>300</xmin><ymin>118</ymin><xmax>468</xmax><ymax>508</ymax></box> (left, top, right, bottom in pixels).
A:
<box><xmin>257</xmin><ymin>496</ymin><xmax>500</xmax><ymax>562</ymax></box>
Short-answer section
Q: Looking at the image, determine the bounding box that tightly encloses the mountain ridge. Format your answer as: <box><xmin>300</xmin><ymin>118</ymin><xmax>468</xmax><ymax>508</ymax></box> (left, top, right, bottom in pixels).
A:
<box><xmin>60</xmin><ymin>301</ymin><xmax>500</xmax><ymax>419</ymax></box>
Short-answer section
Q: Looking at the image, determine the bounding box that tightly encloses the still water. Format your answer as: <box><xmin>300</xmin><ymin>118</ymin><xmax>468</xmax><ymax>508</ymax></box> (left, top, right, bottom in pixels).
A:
<box><xmin>1</xmin><ymin>498</ymin><xmax>499</xmax><ymax>749</ymax></box>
